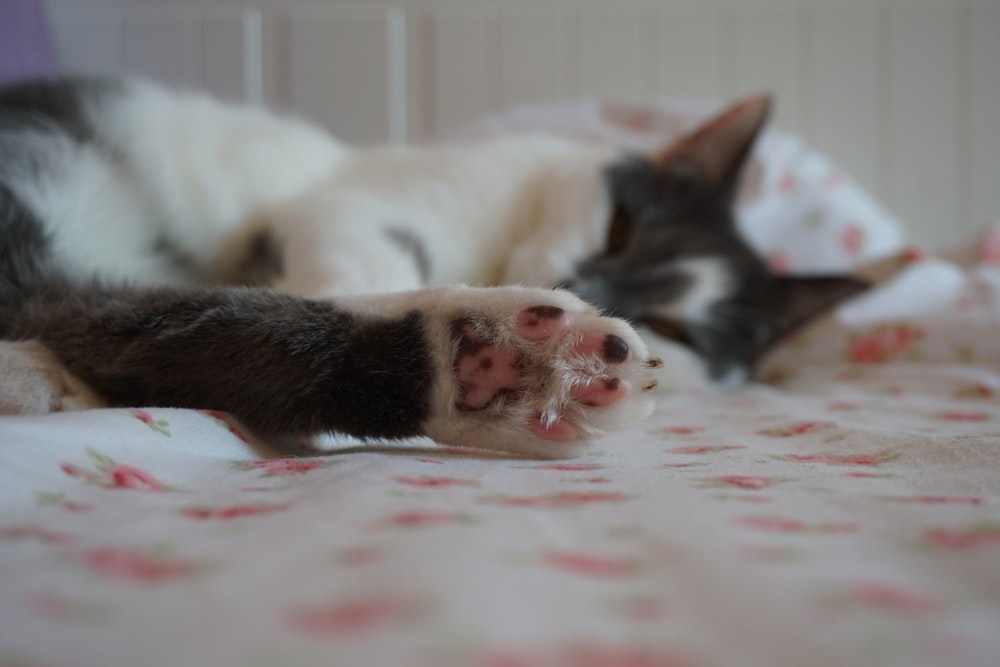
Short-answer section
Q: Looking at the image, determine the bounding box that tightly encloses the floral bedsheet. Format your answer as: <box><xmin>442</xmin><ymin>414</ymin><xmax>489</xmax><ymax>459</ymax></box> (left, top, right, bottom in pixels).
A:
<box><xmin>2</xmin><ymin>103</ymin><xmax>1000</xmax><ymax>667</ymax></box>
<box><xmin>2</xmin><ymin>232</ymin><xmax>999</xmax><ymax>667</ymax></box>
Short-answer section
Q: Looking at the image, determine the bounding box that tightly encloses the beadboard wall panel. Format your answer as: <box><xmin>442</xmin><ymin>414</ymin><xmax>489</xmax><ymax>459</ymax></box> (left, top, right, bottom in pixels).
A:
<box><xmin>41</xmin><ymin>0</ymin><xmax>1000</xmax><ymax>245</ymax></box>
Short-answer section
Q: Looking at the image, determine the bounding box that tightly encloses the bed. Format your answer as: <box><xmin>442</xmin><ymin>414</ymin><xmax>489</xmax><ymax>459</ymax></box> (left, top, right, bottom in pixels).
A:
<box><xmin>1</xmin><ymin>103</ymin><xmax>998</xmax><ymax>667</ymax></box>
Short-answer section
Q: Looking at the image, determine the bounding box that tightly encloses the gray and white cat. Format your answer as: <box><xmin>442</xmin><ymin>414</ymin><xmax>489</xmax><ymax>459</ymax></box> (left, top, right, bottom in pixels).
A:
<box><xmin>0</xmin><ymin>77</ymin><xmax>867</xmax><ymax>458</ymax></box>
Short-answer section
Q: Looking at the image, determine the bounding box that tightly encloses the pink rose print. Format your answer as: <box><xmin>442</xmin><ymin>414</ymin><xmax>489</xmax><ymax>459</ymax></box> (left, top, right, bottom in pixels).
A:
<box><xmin>982</xmin><ymin>228</ymin><xmax>1000</xmax><ymax>265</ymax></box>
<box><xmin>700</xmin><ymin>475</ymin><xmax>781</xmax><ymax>490</ymax></box>
<box><xmin>482</xmin><ymin>491</ymin><xmax>629</xmax><ymax>508</ymax></box>
<box><xmin>767</xmin><ymin>251</ymin><xmax>791</xmax><ymax>273</ymax></box>
<box><xmin>666</xmin><ymin>445</ymin><xmax>744</xmax><ymax>455</ymax></box>
<box><xmin>78</xmin><ymin>546</ymin><xmax>201</xmax><ymax>584</ymax></box>
<box><xmin>476</xmin><ymin>645</ymin><xmax>697</xmax><ymax>667</ymax></box>
<box><xmin>842</xmin><ymin>582</ymin><xmax>938</xmax><ymax>616</ymax></box>
<box><xmin>935</xmin><ymin>410</ymin><xmax>992</xmax><ymax>422</ymax></box>
<box><xmin>777</xmin><ymin>171</ymin><xmax>797</xmax><ymax>193</ymax></box>
<box><xmin>533</xmin><ymin>463</ymin><xmax>605</xmax><ymax>471</ymax></box>
<box><xmin>843</xmin><ymin>471</ymin><xmax>891</xmax><ymax>479</ymax></box>
<box><xmin>847</xmin><ymin>323</ymin><xmax>925</xmax><ymax>364</ymax></box>
<box><xmin>841</xmin><ymin>224</ymin><xmax>865</xmax><ymax>256</ymax></box>
<box><xmin>180</xmin><ymin>502</ymin><xmax>291</xmax><ymax>520</ymax></box>
<box><xmin>778</xmin><ymin>451</ymin><xmax>898</xmax><ymax>467</ymax></box>
<box><xmin>658</xmin><ymin>425</ymin><xmax>704</xmax><ymax>436</ymax></box>
<box><xmin>234</xmin><ymin>458</ymin><xmax>335</xmax><ymax>477</ymax></box>
<box><xmin>757</xmin><ymin>421</ymin><xmax>833</xmax><ymax>437</ymax></box>
<box><xmin>732</xmin><ymin>516</ymin><xmax>858</xmax><ymax>534</ymax></box>
<box><xmin>0</xmin><ymin>525</ymin><xmax>73</xmax><ymax>545</ymax></box>
<box><xmin>131</xmin><ymin>409</ymin><xmax>171</xmax><ymax>436</ymax></box>
<box><xmin>733</xmin><ymin>516</ymin><xmax>806</xmax><ymax>533</ymax></box>
<box><xmin>542</xmin><ymin>551</ymin><xmax>637</xmax><ymax>579</ymax></box>
<box><xmin>375</xmin><ymin>510</ymin><xmax>474</xmax><ymax>528</ymax></box>
<box><xmin>289</xmin><ymin>597</ymin><xmax>421</xmax><ymax>636</ymax></box>
<box><xmin>200</xmin><ymin>410</ymin><xmax>249</xmax><ymax>443</ymax></box>
<box><xmin>392</xmin><ymin>476</ymin><xmax>478</xmax><ymax>488</ymax></box>
<box><xmin>924</xmin><ymin>525</ymin><xmax>1000</xmax><ymax>550</ymax></box>
<box><xmin>61</xmin><ymin>449</ymin><xmax>169</xmax><ymax>491</ymax></box>
<box><xmin>109</xmin><ymin>464</ymin><xmax>165</xmax><ymax>491</ymax></box>
<box><xmin>900</xmin><ymin>246</ymin><xmax>929</xmax><ymax>264</ymax></box>
<box><xmin>954</xmin><ymin>383</ymin><xmax>994</xmax><ymax>400</ymax></box>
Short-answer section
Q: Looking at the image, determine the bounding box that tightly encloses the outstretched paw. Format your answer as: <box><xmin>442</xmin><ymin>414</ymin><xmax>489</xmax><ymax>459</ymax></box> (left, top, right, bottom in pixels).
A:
<box><xmin>419</xmin><ymin>286</ymin><xmax>660</xmax><ymax>457</ymax></box>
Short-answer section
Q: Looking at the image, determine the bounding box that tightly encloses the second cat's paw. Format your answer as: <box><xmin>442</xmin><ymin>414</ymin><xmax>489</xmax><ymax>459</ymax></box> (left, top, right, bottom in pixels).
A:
<box><xmin>0</xmin><ymin>341</ymin><xmax>106</xmax><ymax>415</ymax></box>
<box><xmin>416</xmin><ymin>286</ymin><xmax>660</xmax><ymax>457</ymax></box>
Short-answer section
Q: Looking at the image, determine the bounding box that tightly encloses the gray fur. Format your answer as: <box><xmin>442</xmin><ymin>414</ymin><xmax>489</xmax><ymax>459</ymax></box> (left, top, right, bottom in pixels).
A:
<box><xmin>3</xmin><ymin>283</ymin><xmax>434</xmax><ymax>440</ymax></box>
<box><xmin>386</xmin><ymin>227</ymin><xmax>431</xmax><ymax>285</ymax></box>
<box><xmin>561</xmin><ymin>105</ymin><xmax>869</xmax><ymax>380</ymax></box>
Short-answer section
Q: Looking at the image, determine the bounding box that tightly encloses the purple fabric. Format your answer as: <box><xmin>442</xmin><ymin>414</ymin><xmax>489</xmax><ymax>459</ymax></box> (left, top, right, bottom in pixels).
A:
<box><xmin>0</xmin><ymin>0</ymin><xmax>56</xmax><ymax>84</ymax></box>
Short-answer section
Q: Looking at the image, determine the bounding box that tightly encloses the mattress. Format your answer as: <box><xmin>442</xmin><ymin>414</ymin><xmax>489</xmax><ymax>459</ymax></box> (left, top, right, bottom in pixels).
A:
<box><xmin>1</xmin><ymin>101</ymin><xmax>998</xmax><ymax>667</ymax></box>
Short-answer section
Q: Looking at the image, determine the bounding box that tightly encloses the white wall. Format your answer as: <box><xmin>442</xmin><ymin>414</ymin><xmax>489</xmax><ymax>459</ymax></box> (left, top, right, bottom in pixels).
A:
<box><xmin>42</xmin><ymin>0</ymin><xmax>1000</xmax><ymax>247</ymax></box>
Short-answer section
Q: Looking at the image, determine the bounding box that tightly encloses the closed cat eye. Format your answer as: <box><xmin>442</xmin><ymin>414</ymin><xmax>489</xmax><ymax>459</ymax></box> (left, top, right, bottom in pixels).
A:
<box><xmin>605</xmin><ymin>205</ymin><xmax>632</xmax><ymax>255</ymax></box>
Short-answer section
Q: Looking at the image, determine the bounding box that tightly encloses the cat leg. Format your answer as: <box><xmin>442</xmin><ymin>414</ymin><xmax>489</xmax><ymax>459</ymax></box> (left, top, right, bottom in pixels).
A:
<box><xmin>0</xmin><ymin>340</ymin><xmax>105</xmax><ymax>414</ymax></box>
<box><xmin>12</xmin><ymin>284</ymin><xmax>657</xmax><ymax>458</ymax></box>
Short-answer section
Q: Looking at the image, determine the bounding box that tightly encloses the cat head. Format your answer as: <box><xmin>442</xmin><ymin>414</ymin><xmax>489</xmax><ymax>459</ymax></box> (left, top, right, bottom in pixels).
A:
<box><xmin>559</xmin><ymin>95</ymin><xmax>869</xmax><ymax>384</ymax></box>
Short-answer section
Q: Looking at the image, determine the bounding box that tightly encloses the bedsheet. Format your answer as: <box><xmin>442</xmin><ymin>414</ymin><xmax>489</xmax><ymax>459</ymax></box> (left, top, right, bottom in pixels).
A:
<box><xmin>2</xmin><ymin>102</ymin><xmax>1000</xmax><ymax>667</ymax></box>
<box><xmin>1</xmin><ymin>308</ymin><xmax>998</xmax><ymax>667</ymax></box>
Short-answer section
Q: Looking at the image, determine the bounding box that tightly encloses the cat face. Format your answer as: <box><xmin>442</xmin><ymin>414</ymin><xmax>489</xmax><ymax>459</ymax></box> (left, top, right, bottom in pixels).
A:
<box><xmin>560</xmin><ymin>96</ymin><xmax>868</xmax><ymax>383</ymax></box>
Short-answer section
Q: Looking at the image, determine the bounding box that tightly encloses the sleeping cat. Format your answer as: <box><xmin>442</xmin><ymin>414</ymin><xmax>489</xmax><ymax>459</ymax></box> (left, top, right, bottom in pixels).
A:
<box><xmin>0</xmin><ymin>76</ymin><xmax>867</xmax><ymax>457</ymax></box>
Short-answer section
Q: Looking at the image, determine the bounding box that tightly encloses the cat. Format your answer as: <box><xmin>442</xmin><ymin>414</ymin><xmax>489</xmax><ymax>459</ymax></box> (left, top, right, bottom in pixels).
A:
<box><xmin>0</xmin><ymin>76</ymin><xmax>868</xmax><ymax>458</ymax></box>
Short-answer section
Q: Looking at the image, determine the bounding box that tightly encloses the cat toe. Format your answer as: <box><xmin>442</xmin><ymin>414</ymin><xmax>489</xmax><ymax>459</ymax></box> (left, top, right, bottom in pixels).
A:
<box><xmin>572</xmin><ymin>331</ymin><xmax>631</xmax><ymax>364</ymax></box>
<box><xmin>528</xmin><ymin>413</ymin><xmax>579</xmax><ymax>441</ymax></box>
<box><xmin>515</xmin><ymin>305</ymin><xmax>572</xmax><ymax>341</ymax></box>
<box><xmin>571</xmin><ymin>376</ymin><xmax>631</xmax><ymax>407</ymax></box>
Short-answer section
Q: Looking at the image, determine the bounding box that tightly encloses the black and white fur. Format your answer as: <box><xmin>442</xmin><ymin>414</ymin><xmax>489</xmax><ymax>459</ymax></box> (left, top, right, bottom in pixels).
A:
<box><xmin>0</xmin><ymin>77</ymin><xmax>866</xmax><ymax>457</ymax></box>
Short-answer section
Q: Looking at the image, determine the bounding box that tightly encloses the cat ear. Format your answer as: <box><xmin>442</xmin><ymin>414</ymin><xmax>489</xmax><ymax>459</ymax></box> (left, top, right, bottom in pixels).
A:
<box><xmin>762</xmin><ymin>275</ymin><xmax>870</xmax><ymax>347</ymax></box>
<box><xmin>656</xmin><ymin>94</ymin><xmax>771</xmax><ymax>190</ymax></box>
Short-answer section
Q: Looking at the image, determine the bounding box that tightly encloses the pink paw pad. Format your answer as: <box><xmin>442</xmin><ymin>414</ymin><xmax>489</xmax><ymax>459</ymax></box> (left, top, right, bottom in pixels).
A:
<box><xmin>516</xmin><ymin>305</ymin><xmax>572</xmax><ymax>341</ymax></box>
<box><xmin>453</xmin><ymin>322</ymin><xmax>521</xmax><ymax>411</ymax></box>
<box><xmin>528</xmin><ymin>413</ymin><xmax>579</xmax><ymax>441</ymax></box>
<box><xmin>573</xmin><ymin>332</ymin><xmax>631</xmax><ymax>364</ymax></box>
<box><xmin>571</xmin><ymin>377</ymin><xmax>631</xmax><ymax>407</ymax></box>
<box><xmin>452</xmin><ymin>304</ymin><xmax>648</xmax><ymax>444</ymax></box>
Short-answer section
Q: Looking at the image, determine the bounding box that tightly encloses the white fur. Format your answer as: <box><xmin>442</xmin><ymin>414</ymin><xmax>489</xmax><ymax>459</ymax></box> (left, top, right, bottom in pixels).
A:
<box><xmin>4</xmin><ymin>79</ymin><xmax>348</xmax><ymax>286</ymax></box>
<box><xmin>654</xmin><ymin>258</ymin><xmax>732</xmax><ymax>323</ymax></box>
<box><xmin>8</xmin><ymin>78</ymin><xmax>620</xmax><ymax>297</ymax></box>
<box><xmin>269</xmin><ymin>136</ymin><xmax>618</xmax><ymax>297</ymax></box>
